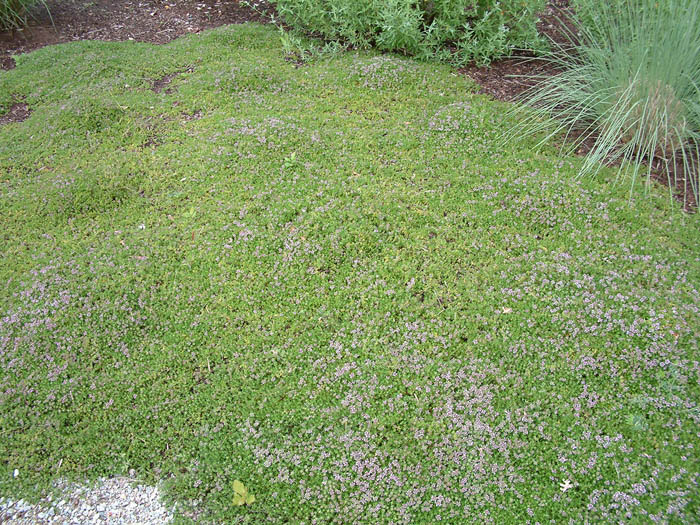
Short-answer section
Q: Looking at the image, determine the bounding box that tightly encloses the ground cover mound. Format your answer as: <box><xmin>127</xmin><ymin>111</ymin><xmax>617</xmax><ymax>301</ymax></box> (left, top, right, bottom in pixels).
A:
<box><xmin>1</xmin><ymin>22</ymin><xmax>699</xmax><ymax>524</ymax></box>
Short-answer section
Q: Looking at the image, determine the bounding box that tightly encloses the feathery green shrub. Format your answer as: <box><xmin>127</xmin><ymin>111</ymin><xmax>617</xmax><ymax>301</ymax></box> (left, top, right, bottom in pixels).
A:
<box><xmin>267</xmin><ymin>0</ymin><xmax>547</xmax><ymax>65</ymax></box>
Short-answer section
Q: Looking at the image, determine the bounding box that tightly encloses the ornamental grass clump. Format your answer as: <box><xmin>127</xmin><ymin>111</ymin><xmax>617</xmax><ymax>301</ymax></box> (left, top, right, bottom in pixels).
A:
<box><xmin>0</xmin><ymin>0</ymin><xmax>49</xmax><ymax>31</ymax></box>
<box><xmin>512</xmin><ymin>0</ymin><xmax>700</xmax><ymax>203</ymax></box>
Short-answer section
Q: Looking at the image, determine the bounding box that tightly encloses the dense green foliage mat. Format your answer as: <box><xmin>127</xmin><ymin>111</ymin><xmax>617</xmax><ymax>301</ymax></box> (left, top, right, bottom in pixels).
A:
<box><xmin>1</xmin><ymin>23</ymin><xmax>699</xmax><ymax>523</ymax></box>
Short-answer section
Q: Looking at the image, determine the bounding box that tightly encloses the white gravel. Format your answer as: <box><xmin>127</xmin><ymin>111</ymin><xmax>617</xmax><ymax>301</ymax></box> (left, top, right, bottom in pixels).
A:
<box><xmin>0</xmin><ymin>476</ymin><xmax>175</xmax><ymax>524</ymax></box>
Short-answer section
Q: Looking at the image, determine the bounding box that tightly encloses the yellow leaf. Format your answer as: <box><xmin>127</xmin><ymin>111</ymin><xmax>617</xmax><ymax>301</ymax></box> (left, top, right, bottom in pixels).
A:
<box><xmin>232</xmin><ymin>480</ymin><xmax>246</xmax><ymax>495</ymax></box>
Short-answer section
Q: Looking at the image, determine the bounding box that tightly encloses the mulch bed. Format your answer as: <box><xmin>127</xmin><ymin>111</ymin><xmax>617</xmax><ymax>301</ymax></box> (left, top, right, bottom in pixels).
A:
<box><xmin>1</xmin><ymin>0</ymin><xmax>696</xmax><ymax>208</ymax></box>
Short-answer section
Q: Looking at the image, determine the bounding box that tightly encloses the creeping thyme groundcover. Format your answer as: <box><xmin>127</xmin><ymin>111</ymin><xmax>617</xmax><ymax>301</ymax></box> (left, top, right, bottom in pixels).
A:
<box><xmin>1</xmin><ymin>24</ymin><xmax>699</xmax><ymax>523</ymax></box>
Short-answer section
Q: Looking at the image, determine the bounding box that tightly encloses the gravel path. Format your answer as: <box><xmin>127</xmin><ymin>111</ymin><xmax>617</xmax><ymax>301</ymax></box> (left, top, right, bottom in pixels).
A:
<box><xmin>0</xmin><ymin>477</ymin><xmax>175</xmax><ymax>524</ymax></box>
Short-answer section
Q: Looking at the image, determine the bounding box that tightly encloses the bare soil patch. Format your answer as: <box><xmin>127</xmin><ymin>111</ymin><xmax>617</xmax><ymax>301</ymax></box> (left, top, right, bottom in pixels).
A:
<box><xmin>0</xmin><ymin>101</ymin><xmax>31</xmax><ymax>125</ymax></box>
<box><xmin>151</xmin><ymin>66</ymin><xmax>194</xmax><ymax>94</ymax></box>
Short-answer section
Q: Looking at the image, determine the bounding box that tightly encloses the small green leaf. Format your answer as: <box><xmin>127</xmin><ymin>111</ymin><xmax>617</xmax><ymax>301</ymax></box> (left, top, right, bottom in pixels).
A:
<box><xmin>246</xmin><ymin>493</ymin><xmax>256</xmax><ymax>505</ymax></box>
<box><xmin>233</xmin><ymin>493</ymin><xmax>245</xmax><ymax>506</ymax></box>
<box><xmin>626</xmin><ymin>413</ymin><xmax>648</xmax><ymax>431</ymax></box>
